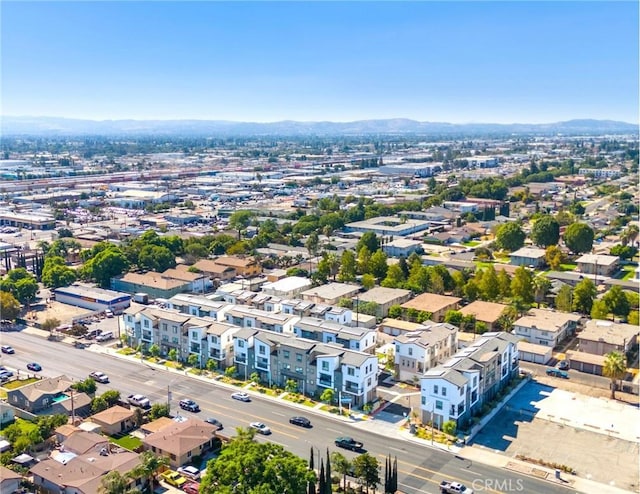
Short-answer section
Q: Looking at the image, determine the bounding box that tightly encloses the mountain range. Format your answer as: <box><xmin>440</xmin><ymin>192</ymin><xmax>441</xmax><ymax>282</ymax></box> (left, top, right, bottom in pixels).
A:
<box><xmin>1</xmin><ymin>116</ymin><xmax>637</xmax><ymax>136</ymax></box>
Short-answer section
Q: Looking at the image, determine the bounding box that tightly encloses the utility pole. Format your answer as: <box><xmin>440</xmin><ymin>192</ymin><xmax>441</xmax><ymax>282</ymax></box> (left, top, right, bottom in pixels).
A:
<box><xmin>71</xmin><ymin>389</ymin><xmax>75</xmax><ymax>425</ymax></box>
<box><xmin>167</xmin><ymin>385</ymin><xmax>171</xmax><ymax>414</ymax></box>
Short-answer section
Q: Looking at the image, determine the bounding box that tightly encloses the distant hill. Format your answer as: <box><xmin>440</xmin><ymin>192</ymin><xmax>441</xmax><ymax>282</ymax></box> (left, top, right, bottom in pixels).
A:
<box><xmin>1</xmin><ymin>116</ymin><xmax>637</xmax><ymax>136</ymax></box>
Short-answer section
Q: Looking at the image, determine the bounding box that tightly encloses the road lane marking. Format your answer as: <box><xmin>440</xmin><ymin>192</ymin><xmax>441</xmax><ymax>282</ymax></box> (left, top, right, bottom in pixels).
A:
<box><xmin>327</xmin><ymin>428</ymin><xmax>343</xmax><ymax>434</ymax></box>
<box><xmin>271</xmin><ymin>411</ymin><xmax>286</xmax><ymax>416</ymax></box>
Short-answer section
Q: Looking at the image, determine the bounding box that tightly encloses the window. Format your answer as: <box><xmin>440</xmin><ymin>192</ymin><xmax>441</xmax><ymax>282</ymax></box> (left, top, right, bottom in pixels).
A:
<box><xmin>367</xmin><ymin>377</ymin><xmax>371</xmax><ymax>386</ymax></box>
<box><xmin>436</xmin><ymin>400</ymin><xmax>443</xmax><ymax>410</ymax></box>
<box><xmin>284</xmin><ymin>364</ymin><xmax>291</xmax><ymax>370</ymax></box>
<box><xmin>172</xmin><ymin>337</ymin><xmax>179</xmax><ymax>344</ymax></box>
<box><xmin>295</xmin><ymin>366</ymin><xmax>303</xmax><ymax>373</ymax></box>
<box><xmin>347</xmin><ymin>368</ymin><xmax>355</xmax><ymax>376</ymax></box>
<box><xmin>192</xmin><ymin>331</ymin><xmax>198</xmax><ymax>339</ymax></box>
<box><xmin>238</xmin><ymin>340</ymin><xmax>245</xmax><ymax>348</ymax></box>
<box><xmin>187</xmin><ymin>451</ymin><xmax>192</xmax><ymax>458</ymax></box>
<box><xmin>172</xmin><ymin>326</ymin><xmax>178</xmax><ymax>333</ymax></box>
<box><xmin>297</xmin><ymin>353</ymin><xmax>303</xmax><ymax>362</ymax></box>
<box><xmin>143</xmin><ymin>320</ymin><xmax>149</xmax><ymax>328</ymax></box>
<box><xmin>283</xmin><ymin>350</ymin><xmax>290</xmax><ymax>359</ymax></box>
<box><xmin>442</xmin><ymin>388</ymin><xmax>447</xmax><ymax>397</ymax></box>
<box><xmin>322</xmin><ymin>361</ymin><xmax>329</xmax><ymax>371</ymax></box>
<box><xmin>355</xmin><ymin>342</ymin><xmax>360</xmax><ymax>349</ymax></box>
<box><xmin>162</xmin><ymin>323</ymin><xmax>167</xmax><ymax>331</ymax></box>
<box><xmin>408</xmin><ymin>348</ymin><xmax>413</xmax><ymax>356</ymax></box>
<box><xmin>259</xmin><ymin>345</ymin><xmax>266</xmax><ymax>355</ymax></box>
<box><xmin>433</xmin><ymin>385</ymin><xmax>438</xmax><ymax>394</ymax></box>
<box><xmin>421</xmin><ymin>396</ymin><xmax>426</xmax><ymax>405</ymax></box>
<box><xmin>211</xmin><ymin>335</ymin><xmax>218</xmax><ymax>344</ymax></box>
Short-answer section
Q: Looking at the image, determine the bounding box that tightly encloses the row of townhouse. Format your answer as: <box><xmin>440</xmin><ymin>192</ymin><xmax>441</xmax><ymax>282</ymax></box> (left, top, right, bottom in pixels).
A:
<box><xmin>419</xmin><ymin>332</ymin><xmax>520</xmax><ymax>431</ymax></box>
<box><xmin>233</xmin><ymin>328</ymin><xmax>379</xmax><ymax>406</ymax></box>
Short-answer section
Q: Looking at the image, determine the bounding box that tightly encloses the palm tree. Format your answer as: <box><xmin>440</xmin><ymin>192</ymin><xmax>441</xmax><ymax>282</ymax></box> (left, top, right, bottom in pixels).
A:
<box><xmin>621</xmin><ymin>224</ymin><xmax>639</xmax><ymax>247</ymax></box>
<box><xmin>98</xmin><ymin>471</ymin><xmax>140</xmax><ymax>494</ymax></box>
<box><xmin>532</xmin><ymin>275</ymin><xmax>551</xmax><ymax>308</ymax></box>
<box><xmin>603</xmin><ymin>351</ymin><xmax>627</xmax><ymax>400</ymax></box>
<box><xmin>129</xmin><ymin>450</ymin><xmax>169</xmax><ymax>493</ymax></box>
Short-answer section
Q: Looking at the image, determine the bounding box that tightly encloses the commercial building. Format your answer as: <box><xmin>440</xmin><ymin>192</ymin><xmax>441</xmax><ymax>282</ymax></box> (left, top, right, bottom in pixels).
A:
<box><xmin>53</xmin><ymin>285</ymin><xmax>131</xmax><ymax>313</ymax></box>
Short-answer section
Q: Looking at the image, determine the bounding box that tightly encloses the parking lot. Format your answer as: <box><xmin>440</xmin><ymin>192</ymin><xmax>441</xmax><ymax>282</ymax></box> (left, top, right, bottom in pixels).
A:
<box><xmin>472</xmin><ymin>380</ymin><xmax>640</xmax><ymax>491</ymax></box>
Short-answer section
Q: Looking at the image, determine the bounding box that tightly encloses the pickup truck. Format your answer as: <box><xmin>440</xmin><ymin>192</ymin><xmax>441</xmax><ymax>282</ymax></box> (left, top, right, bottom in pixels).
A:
<box><xmin>334</xmin><ymin>437</ymin><xmax>363</xmax><ymax>451</ymax></box>
<box><xmin>127</xmin><ymin>394</ymin><xmax>151</xmax><ymax>408</ymax></box>
<box><xmin>440</xmin><ymin>480</ymin><xmax>473</xmax><ymax>494</ymax></box>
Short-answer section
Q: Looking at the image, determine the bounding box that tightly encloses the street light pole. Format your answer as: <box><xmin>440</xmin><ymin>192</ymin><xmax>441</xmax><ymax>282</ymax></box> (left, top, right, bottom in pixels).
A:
<box><xmin>430</xmin><ymin>402</ymin><xmax>435</xmax><ymax>446</ymax></box>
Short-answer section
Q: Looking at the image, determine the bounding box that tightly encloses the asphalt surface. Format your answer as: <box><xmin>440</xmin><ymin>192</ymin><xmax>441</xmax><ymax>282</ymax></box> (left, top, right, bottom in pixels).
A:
<box><xmin>1</xmin><ymin>330</ymin><xmax>577</xmax><ymax>494</ymax></box>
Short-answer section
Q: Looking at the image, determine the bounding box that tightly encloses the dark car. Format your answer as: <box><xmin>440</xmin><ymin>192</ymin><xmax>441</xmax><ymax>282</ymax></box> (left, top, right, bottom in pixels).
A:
<box><xmin>335</xmin><ymin>437</ymin><xmax>363</xmax><ymax>451</ymax></box>
<box><xmin>546</xmin><ymin>368</ymin><xmax>569</xmax><ymax>378</ymax></box>
<box><xmin>205</xmin><ymin>418</ymin><xmax>223</xmax><ymax>430</ymax></box>
<box><xmin>27</xmin><ymin>363</ymin><xmax>42</xmax><ymax>372</ymax></box>
<box><xmin>179</xmin><ymin>399</ymin><xmax>200</xmax><ymax>412</ymax></box>
<box><xmin>289</xmin><ymin>416</ymin><xmax>312</xmax><ymax>428</ymax></box>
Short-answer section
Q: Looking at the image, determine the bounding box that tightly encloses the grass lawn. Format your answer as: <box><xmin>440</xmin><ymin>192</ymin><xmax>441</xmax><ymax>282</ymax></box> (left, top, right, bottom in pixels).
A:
<box><xmin>474</xmin><ymin>261</ymin><xmax>494</xmax><ymax>269</ymax></box>
<box><xmin>2</xmin><ymin>378</ymin><xmax>39</xmax><ymax>390</ymax></box>
<box><xmin>0</xmin><ymin>417</ymin><xmax>38</xmax><ymax>434</ymax></box>
<box><xmin>254</xmin><ymin>387</ymin><xmax>280</xmax><ymax>397</ymax></box>
<box><xmin>462</xmin><ymin>241</ymin><xmax>481</xmax><ymax>247</ymax></box>
<box><xmin>621</xmin><ymin>265</ymin><xmax>636</xmax><ymax>280</ymax></box>
<box><xmin>559</xmin><ymin>263</ymin><xmax>577</xmax><ymax>272</ymax></box>
<box><xmin>117</xmin><ymin>347</ymin><xmax>137</xmax><ymax>356</ymax></box>
<box><xmin>110</xmin><ymin>434</ymin><xmax>143</xmax><ymax>451</ymax></box>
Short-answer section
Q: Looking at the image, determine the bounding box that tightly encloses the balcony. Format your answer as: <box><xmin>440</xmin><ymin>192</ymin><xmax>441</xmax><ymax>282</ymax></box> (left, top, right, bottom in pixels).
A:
<box><xmin>344</xmin><ymin>383</ymin><xmax>361</xmax><ymax>394</ymax></box>
<box><xmin>256</xmin><ymin>357</ymin><xmax>269</xmax><ymax>370</ymax></box>
<box><xmin>318</xmin><ymin>374</ymin><xmax>333</xmax><ymax>388</ymax></box>
<box><xmin>235</xmin><ymin>354</ymin><xmax>247</xmax><ymax>364</ymax></box>
<box><xmin>142</xmin><ymin>331</ymin><xmax>153</xmax><ymax>341</ymax></box>
<box><xmin>209</xmin><ymin>349</ymin><xmax>221</xmax><ymax>359</ymax></box>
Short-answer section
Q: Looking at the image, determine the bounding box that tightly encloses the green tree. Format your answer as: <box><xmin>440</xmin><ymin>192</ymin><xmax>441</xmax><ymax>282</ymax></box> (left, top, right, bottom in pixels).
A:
<box><xmin>12</xmin><ymin>276</ymin><xmax>38</xmax><ymax>307</ymax></box>
<box><xmin>200</xmin><ymin>433</ymin><xmax>314</xmax><ymax>494</ymax></box>
<box><xmin>361</xmin><ymin>273</ymin><xmax>376</xmax><ymax>290</ymax></box>
<box><xmin>573</xmin><ymin>278</ymin><xmax>597</xmax><ymax>314</ymax></box>
<box><xmin>337</xmin><ymin>250</ymin><xmax>357</xmax><ymax>282</ymax></box>
<box><xmin>602</xmin><ymin>286</ymin><xmax>631</xmax><ymax>319</ymax></box>
<box><xmin>563</xmin><ymin>223</ymin><xmax>595</xmax><ymax>254</ymax></box>
<box><xmin>72</xmin><ymin>378</ymin><xmax>97</xmax><ymax>395</ymax></box>
<box><xmin>357</xmin><ymin>246</ymin><xmax>372</xmax><ymax>275</ymax></box>
<box><xmin>102</xmin><ymin>390</ymin><xmax>121</xmax><ymax>407</ymax></box>
<box><xmin>229</xmin><ymin>210</ymin><xmax>254</xmax><ymax>240</ymax></box>
<box><xmin>591</xmin><ymin>299</ymin><xmax>609</xmax><ymax>320</ymax></box>
<box><xmin>148</xmin><ymin>403</ymin><xmax>170</xmax><ymax>420</ymax></box>
<box><xmin>91</xmin><ymin>396</ymin><xmax>109</xmax><ymax>413</ymax></box>
<box><xmin>41</xmin><ymin>317</ymin><xmax>61</xmax><ymax>333</ymax></box>
<box><xmin>129</xmin><ymin>450</ymin><xmax>169</xmax><ymax>492</ymax></box>
<box><xmin>167</xmin><ymin>348</ymin><xmax>178</xmax><ymax>363</ymax></box>
<box><xmin>442</xmin><ymin>420</ymin><xmax>457</xmax><ymax>436</ymax></box>
<box><xmin>83</xmin><ymin>247</ymin><xmax>130</xmax><ymax>288</ymax></box>
<box><xmin>555</xmin><ymin>285</ymin><xmax>573</xmax><ymax>312</ymax></box>
<box><xmin>356</xmin><ymin>232</ymin><xmax>380</xmax><ymax>254</ymax></box>
<box><xmin>206</xmin><ymin>358</ymin><xmax>218</xmax><ymax>372</ymax></box>
<box><xmin>98</xmin><ymin>470</ymin><xmax>140</xmax><ymax>494</ymax></box>
<box><xmin>511</xmin><ymin>266</ymin><xmax>534</xmax><ymax>304</ymax></box>
<box><xmin>381</xmin><ymin>264</ymin><xmax>405</xmax><ymax>288</ymax></box>
<box><xmin>187</xmin><ymin>353</ymin><xmax>200</xmax><ymax>369</ymax></box>
<box><xmin>369</xmin><ymin>250</ymin><xmax>389</xmax><ymax>279</ymax></box>
<box><xmin>388</xmin><ymin>305</ymin><xmax>402</xmax><ymax>319</ymax></box>
<box><xmin>305</xmin><ymin>232</ymin><xmax>320</xmax><ymax>259</ymax></box>
<box><xmin>138</xmin><ymin>244</ymin><xmax>176</xmax><ymax>272</ymax></box>
<box><xmin>603</xmin><ymin>351</ymin><xmax>627</xmax><ymax>400</ymax></box>
<box><xmin>628</xmin><ymin>311</ymin><xmax>639</xmax><ymax>326</ymax></box>
<box><xmin>406</xmin><ymin>259</ymin><xmax>429</xmax><ymax>293</ymax></box>
<box><xmin>532</xmin><ymin>275</ymin><xmax>551</xmax><ymax>308</ymax></box>
<box><xmin>225</xmin><ymin>365</ymin><xmax>236</xmax><ymax>378</ymax></box>
<box><xmin>495</xmin><ymin>223</ymin><xmax>525</xmax><ymax>251</ymax></box>
<box><xmin>0</xmin><ymin>291</ymin><xmax>20</xmax><ymax>320</ymax></box>
<box><xmin>330</xmin><ymin>451</ymin><xmax>352</xmax><ymax>493</ymax></box>
<box><xmin>545</xmin><ymin>245</ymin><xmax>565</xmax><ymax>270</ymax></box>
<box><xmin>479</xmin><ymin>265</ymin><xmax>499</xmax><ymax>301</ymax></box>
<box><xmin>352</xmin><ymin>452</ymin><xmax>380</xmax><ymax>494</ymax></box>
<box><xmin>285</xmin><ymin>379</ymin><xmax>298</xmax><ymax>394</ymax></box>
<box><xmin>320</xmin><ymin>388</ymin><xmax>335</xmax><ymax>404</ymax></box>
<box><xmin>531</xmin><ymin>215</ymin><xmax>560</xmax><ymax>247</ymax></box>
<box><xmin>41</xmin><ymin>256</ymin><xmax>77</xmax><ymax>288</ymax></box>
<box><xmin>497</xmin><ymin>269</ymin><xmax>511</xmax><ymax>299</ymax></box>
<box><xmin>148</xmin><ymin>344</ymin><xmax>160</xmax><ymax>358</ymax></box>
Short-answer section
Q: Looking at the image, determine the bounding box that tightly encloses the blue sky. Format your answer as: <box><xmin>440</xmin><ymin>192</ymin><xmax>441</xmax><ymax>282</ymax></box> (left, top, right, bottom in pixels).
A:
<box><xmin>2</xmin><ymin>1</ymin><xmax>638</xmax><ymax>123</ymax></box>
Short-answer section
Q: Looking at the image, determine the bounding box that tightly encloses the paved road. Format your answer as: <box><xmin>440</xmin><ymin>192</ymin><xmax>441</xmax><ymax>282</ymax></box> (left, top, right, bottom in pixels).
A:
<box><xmin>1</xmin><ymin>331</ymin><xmax>576</xmax><ymax>494</ymax></box>
<box><xmin>521</xmin><ymin>361</ymin><xmax>613</xmax><ymax>390</ymax></box>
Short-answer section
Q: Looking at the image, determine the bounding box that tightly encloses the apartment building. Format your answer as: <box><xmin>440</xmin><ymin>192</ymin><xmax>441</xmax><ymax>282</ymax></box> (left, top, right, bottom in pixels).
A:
<box><xmin>233</xmin><ymin>328</ymin><xmax>378</xmax><ymax>407</ymax></box>
<box><xmin>419</xmin><ymin>332</ymin><xmax>520</xmax><ymax>430</ymax></box>
<box><xmin>167</xmin><ymin>293</ymin><xmax>231</xmax><ymax>320</ymax></box>
<box><xmin>513</xmin><ymin>308</ymin><xmax>580</xmax><ymax>347</ymax></box>
<box><xmin>293</xmin><ymin>317</ymin><xmax>377</xmax><ymax>353</ymax></box>
<box><xmin>393</xmin><ymin>322</ymin><xmax>458</xmax><ymax>382</ymax></box>
<box><xmin>224</xmin><ymin>305</ymin><xmax>299</xmax><ymax>333</ymax></box>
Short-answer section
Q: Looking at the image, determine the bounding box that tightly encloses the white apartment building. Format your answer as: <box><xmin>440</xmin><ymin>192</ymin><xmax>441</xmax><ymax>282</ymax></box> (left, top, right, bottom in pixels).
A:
<box><xmin>513</xmin><ymin>309</ymin><xmax>580</xmax><ymax>347</ymax></box>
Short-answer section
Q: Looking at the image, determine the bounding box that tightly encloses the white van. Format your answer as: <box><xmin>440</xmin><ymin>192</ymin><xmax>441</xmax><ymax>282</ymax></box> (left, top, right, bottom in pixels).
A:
<box><xmin>96</xmin><ymin>331</ymin><xmax>114</xmax><ymax>342</ymax></box>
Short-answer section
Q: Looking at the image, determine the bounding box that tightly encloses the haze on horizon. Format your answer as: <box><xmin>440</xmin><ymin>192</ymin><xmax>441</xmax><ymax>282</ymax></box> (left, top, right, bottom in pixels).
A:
<box><xmin>2</xmin><ymin>2</ymin><xmax>638</xmax><ymax>125</ymax></box>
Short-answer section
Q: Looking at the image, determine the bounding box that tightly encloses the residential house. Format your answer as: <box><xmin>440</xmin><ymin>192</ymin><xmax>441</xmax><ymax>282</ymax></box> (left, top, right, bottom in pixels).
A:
<box><xmin>459</xmin><ymin>301</ymin><xmax>509</xmax><ymax>331</ymax></box>
<box><xmin>301</xmin><ymin>282</ymin><xmax>361</xmax><ymax>306</ymax></box>
<box><xmin>281</xmin><ymin>299</ymin><xmax>317</xmax><ymax>317</ymax></box>
<box><xmin>192</xmin><ymin>259</ymin><xmax>237</xmax><ymax>281</ymax></box>
<box><xmin>112</xmin><ymin>272</ymin><xmax>190</xmax><ymax>300</ymax></box>
<box><xmin>212</xmin><ymin>256</ymin><xmax>262</xmax><ymax>277</ymax></box>
<box><xmin>90</xmin><ymin>405</ymin><xmax>136</xmax><ymax>436</ymax></box>
<box><xmin>509</xmin><ymin>247</ymin><xmax>547</xmax><ymax>268</ymax></box>
<box><xmin>356</xmin><ymin>287</ymin><xmax>412</xmax><ymax>318</ymax></box>
<box><xmin>577</xmin><ymin>320</ymin><xmax>639</xmax><ymax>356</ymax></box>
<box><xmin>0</xmin><ymin>465</ymin><xmax>21</xmax><ymax>494</ymax></box>
<box><xmin>59</xmin><ymin>430</ymin><xmax>110</xmax><ymax>456</ymax></box>
<box><xmin>513</xmin><ymin>309</ymin><xmax>580</xmax><ymax>347</ymax></box>
<box><xmin>419</xmin><ymin>332</ymin><xmax>520</xmax><ymax>429</ymax></box>
<box><xmin>261</xmin><ymin>276</ymin><xmax>313</xmax><ymax>298</ymax></box>
<box><xmin>379</xmin><ymin>318</ymin><xmax>426</xmax><ymax>337</ymax></box>
<box><xmin>31</xmin><ymin>450</ymin><xmax>143</xmax><ymax>494</ymax></box>
<box><xmin>401</xmin><ymin>294</ymin><xmax>461</xmax><ymax>322</ymax></box>
<box><xmin>6</xmin><ymin>376</ymin><xmax>91</xmax><ymax>417</ymax></box>
<box><xmin>161</xmin><ymin>267</ymin><xmax>211</xmax><ymax>293</ymax></box>
<box><xmin>575</xmin><ymin>254</ymin><xmax>620</xmax><ymax>277</ymax></box>
<box><xmin>383</xmin><ymin>238</ymin><xmax>423</xmax><ymax>257</ymax></box>
<box><xmin>293</xmin><ymin>317</ymin><xmax>377</xmax><ymax>353</ymax></box>
<box><xmin>142</xmin><ymin>418</ymin><xmax>220</xmax><ymax>468</ymax></box>
<box><xmin>0</xmin><ymin>402</ymin><xmax>15</xmax><ymax>427</ymax></box>
<box><xmin>394</xmin><ymin>323</ymin><xmax>458</xmax><ymax>382</ymax></box>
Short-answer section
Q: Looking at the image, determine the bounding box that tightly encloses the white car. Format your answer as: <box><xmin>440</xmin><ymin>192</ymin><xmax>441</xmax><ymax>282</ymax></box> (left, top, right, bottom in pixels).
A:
<box><xmin>177</xmin><ymin>465</ymin><xmax>201</xmax><ymax>481</ymax></box>
<box><xmin>250</xmin><ymin>422</ymin><xmax>271</xmax><ymax>435</ymax></box>
<box><xmin>89</xmin><ymin>371</ymin><xmax>109</xmax><ymax>383</ymax></box>
<box><xmin>231</xmin><ymin>392</ymin><xmax>250</xmax><ymax>402</ymax></box>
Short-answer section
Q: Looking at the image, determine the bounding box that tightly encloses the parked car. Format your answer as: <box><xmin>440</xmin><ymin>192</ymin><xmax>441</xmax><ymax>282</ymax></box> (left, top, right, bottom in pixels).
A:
<box><xmin>205</xmin><ymin>417</ymin><xmax>223</xmax><ymax>430</ymax></box>
<box><xmin>231</xmin><ymin>392</ymin><xmax>251</xmax><ymax>402</ymax></box>
<box><xmin>182</xmin><ymin>481</ymin><xmax>200</xmax><ymax>494</ymax></box>
<box><xmin>179</xmin><ymin>399</ymin><xmax>200</xmax><ymax>412</ymax></box>
<box><xmin>1</xmin><ymin>345</ymin><xmax>15</xmax><ymax>354</ymax></box>
<box><xmin>89</xmin><ymin>371</ymin><xmax>109</xmax><ymax>383</ymax></box>
<box><xmin>177</xmin><ymin>465</ymin><xmax>201</xmax><ymax>481</ymax></box>
<box><xmin>289</xmin><ymin>416</ymin><xmax>312</xmax><ymax>428</ymax></box>
<box><xmin>27</xmin><ymin>363</ymin><xmax>42</xmax><ymax>372</ymax></box>
<box><xmin>96</xmin><ymin>331</ymin><xmax>114</xmax><ymax>342</ymax></box>
<box><xmin>556</xmin><ymin>360</ymin><xmax>570</xmax><ymax>370</ymax></box>
<box><xmin>0</xmin><ymin>367</ymin><xmax>14</xmax><ymax>377</ymax></box>
<box><xmin>546</xmin><ymin>368</ymin><xmax>569</xmax><ymax>378</ymax></box>
<box><xmin>160</xmin><ymin>471</ymin><xmax>187</xmax><ymax>488</ymax></box>
<box><xmin>250</xmin><ymin>422</ymin><xmax>271</xmax><ymax>435</ymax></box>
<box><xmin>334</xmin><ymin>437</ymin><xmax>363</xmax><ymax>451</ymax></box>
